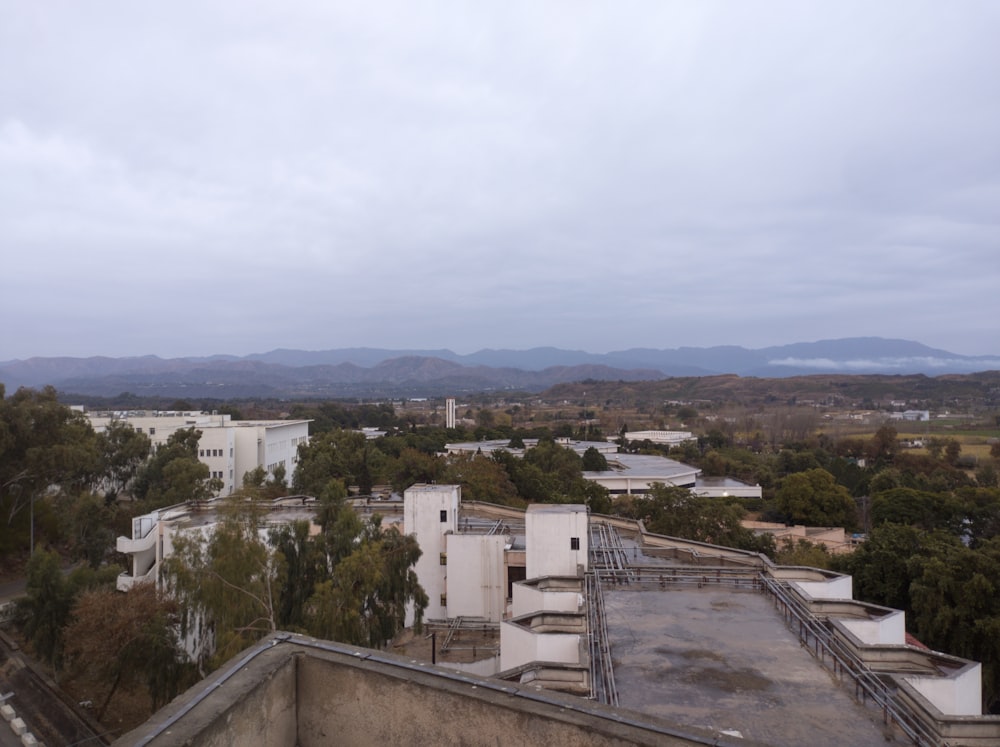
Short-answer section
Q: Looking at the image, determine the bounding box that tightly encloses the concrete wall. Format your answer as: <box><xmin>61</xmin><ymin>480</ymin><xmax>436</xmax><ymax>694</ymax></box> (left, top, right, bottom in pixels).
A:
<box><xmin>404</xmin><ymin>484</ymin><xmax>460</xmax><ymax>623</ymax></box>
<box><xmin>117</xmin><ymin>636</ymin><xmax>725</xmax><ymax>747</ymax></box>
<box><xmin>511</xmin><ymin>578</ymin><xmax>583</xmax><ymax>618</ymax></box>
<box><xmin>500</xmin><ymin>620</ymin><xmax>584</xmax><ymax>672</ymax></box>
<box><xmin>526</xmin><ymin>504</ymin><xmax>588</xmax><ymax>580</ymax></box>
<box><xmin>446</xmin><ymin>534</ymin><xmax>506</xmax><ymax>621</ymax></box>
<box><xmin>839</xmin><ymin>610</ymin><xmax>905</xmax><ymax>645</ymax></box>
<box><xmin>905</xmin><ymin>663</ymin><xmax>983</xmax><ymax>717</ymax></box>
<box><xmin>114</xmin><ymin>641</ymin><xmax>298</xmax><ymax>747</ymax></box>
<box><xmin>791</xmin><ymin>575</ymin><xmax>853</xmax><ymax>600</ymax></box>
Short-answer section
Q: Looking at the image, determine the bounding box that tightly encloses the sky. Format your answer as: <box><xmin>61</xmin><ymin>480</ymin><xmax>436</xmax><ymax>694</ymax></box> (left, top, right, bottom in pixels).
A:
<box><xmin>2</xmin><ymin>1</ymin><xmax>999</xmax><ymax>360</ymax></box>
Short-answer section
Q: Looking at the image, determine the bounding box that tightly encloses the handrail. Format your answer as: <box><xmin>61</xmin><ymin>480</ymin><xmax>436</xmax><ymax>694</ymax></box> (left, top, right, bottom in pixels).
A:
<box><xmin>759</xmin><ymin>574</ymin><xmax>940</xmax><ymax>746</ymax></box>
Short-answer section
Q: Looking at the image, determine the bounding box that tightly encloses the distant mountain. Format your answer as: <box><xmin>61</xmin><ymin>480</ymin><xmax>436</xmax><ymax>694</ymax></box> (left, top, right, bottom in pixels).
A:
<box><xmin>1</xmin><ymin>338</ymin><xmax>997</xmax><ymax>399</ymax></box>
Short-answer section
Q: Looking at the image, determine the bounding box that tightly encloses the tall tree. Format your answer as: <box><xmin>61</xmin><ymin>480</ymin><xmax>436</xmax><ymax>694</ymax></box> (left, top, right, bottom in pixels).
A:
<box><xmin>0</xmin><ymin>386</ymin><xmax>99</xmax><ymax>553</ymax></box>
<box><xmin>16</xmin><ymin>549</ymin><xmax>73</xmax><ymax>668</ymax></box>
<box><xmin>773</xmin><ymin>468</ymin><xmax>858</xmax><ymax>529</ymax></box>
<box><xmin>63</xmin><ymin>583</ymin><xmax>190</xmax><ymax>720</ymax></box>
<box><xmin>95</xmin><ymin>420</ymin><xmax>151</xmax><ymax>499</ymax></box>
<box><xmin>166</xmin><ymin>496</ymin><xmax>284</xmax><ymax>670</ymax></box>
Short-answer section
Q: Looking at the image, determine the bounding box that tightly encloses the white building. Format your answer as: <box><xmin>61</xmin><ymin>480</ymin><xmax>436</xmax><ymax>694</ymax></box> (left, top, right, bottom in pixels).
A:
<box><xmin>86</xmin><ymin>411</ymin><xmax>310</xmax><ymax>495</ymax></box>
<box><xmin>621</xmin><ymin>430</ymin><xmax>695</xmax><ymax>445</ymax></box>
<box><xmin>582</xmin><ymin>453</ymin><xmax>700</xmax><ymax>495</ymax></box>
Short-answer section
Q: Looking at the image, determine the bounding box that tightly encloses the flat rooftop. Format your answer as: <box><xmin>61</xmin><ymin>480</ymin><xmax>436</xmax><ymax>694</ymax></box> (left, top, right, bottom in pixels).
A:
<box><xmin>605</xmin><ymin>586</ymin><xmax>894</xmax><ymax>746</ymax></box>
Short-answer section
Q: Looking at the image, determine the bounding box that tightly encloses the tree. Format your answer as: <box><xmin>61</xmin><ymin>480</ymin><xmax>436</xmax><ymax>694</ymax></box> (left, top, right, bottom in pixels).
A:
<box><xmin>306</xmin><ymin>521</ymin><xmax>426</xmax><ymax>648</ymax></box>
<box><xmin>133</xmin><ymin>428</ymin><xmax>220</xmax><ymax>508</ymax></box>
<box><xmin>16</xmin><ymin>549</ymin><xmax>73</xmax><ymax>668</ymax></box>
<box><xmin>870</xmin><ymin>487</ymin><xmax>964</xmax><ymax>533</ymax></box>
<box><xmin>95</xmin><ymin>420</ymin><xmax>151</xmax><ymax>499</ymax></box>
<box><xmin>773</xmin><ymin>468</ymin><xmax>858</xmax><ymax>529</ymax></box>
<box><xmin>388</xmin><ymin>447</ymin><xmax>444</xmax><ymax>493</ymax></box>
<box><xmin>627</xmin><ymin>484</ymin><xmax>772</xmax><ymax>554</ymax></box>
<box><xmin>1</xmin><ymin>386</ymin><xmax>99</xmax><ymax>553</ymax></box>
<box><xmin>166</xmin><ymin>497</ymin><xmax>284</xmax><ymax>670</ymax></box>
<box><xmin>270</xmin><ymin>519</ymin><xmax>322</xmax><ymax>631</ymax></box>
<box><xmin>293</xmin><ymin>429</ymin><xmax>375</xmax><ymax>496</ymax></box>
<box><xmin>443</xmin><ymin>454</ymin><xmax>521</xmax><ymax>506</ymax></box>
<box><xmin>63</xmin><ymin>583</ymin><xmax>190</xmax><ymax>720</ymax></box>
<box><xmin>67</xmin><ymin>492</ymin><xmax>117</xmax><ymax>568</ymax></box>
<box><xmin>581</xmin><ymin>447</ymin><xmax>609</xmax><ymax>472</ymax></box>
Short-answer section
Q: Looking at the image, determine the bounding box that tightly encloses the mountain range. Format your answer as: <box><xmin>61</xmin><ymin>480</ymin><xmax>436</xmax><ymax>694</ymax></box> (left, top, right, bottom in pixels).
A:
<box><xmin>1</xmin><ymin>338</ymin><xmax>998</xmax><ymax>399</ymax></box>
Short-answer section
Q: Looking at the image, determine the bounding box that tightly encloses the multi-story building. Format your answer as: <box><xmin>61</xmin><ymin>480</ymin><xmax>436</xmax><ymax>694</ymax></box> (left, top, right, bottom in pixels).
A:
<box><xmin>86</xmin><ymin>410</ymin><xmax>310</xmax><ymax>495</ymax></box>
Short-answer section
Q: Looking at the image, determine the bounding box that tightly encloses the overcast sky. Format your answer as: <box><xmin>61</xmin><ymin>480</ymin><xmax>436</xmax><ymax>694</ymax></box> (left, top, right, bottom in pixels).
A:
<box><xmin>2</xmin><ymin>1</ymin><xmax>998</xmax><ymax>360</ymax></box>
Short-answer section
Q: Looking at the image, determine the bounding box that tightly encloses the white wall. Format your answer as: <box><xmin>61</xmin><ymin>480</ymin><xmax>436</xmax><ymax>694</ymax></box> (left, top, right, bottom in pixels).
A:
<box><xmin>446</xmin><ymin>534</ymin><xmax>506</xmax><ymax>622</ymax></box>
<box><xmin>404</xmin><ymin>484</ymin><xmax>460</xmax><ymax>624</ymax></box>
<box><xmin>840</xmin><ymin>610</ymin><xmax>905</xmax><ymax>645</ymax></box>
<box><xmin>792</xmin><ymin>575</ymin><xmax>853</xmax><ymax>600</ymax></box>
<box><xmin>511</xmin><ymin>583</ymin><xmax>583</xmax><ymax>618</ymax></box>
<box><xmin>500</xmin><ymin>622</ymin><xmax>583</xmax><ymax>672</ymax></box>
<box><xmin>526</xmin><ymin>505</ymin><xmax>589</xmax><ymax>580</ymax></box>
<box><xmin>905</xmin><ymin>664</ymin><xmax>983</xmax><ymax>716</ymax></box>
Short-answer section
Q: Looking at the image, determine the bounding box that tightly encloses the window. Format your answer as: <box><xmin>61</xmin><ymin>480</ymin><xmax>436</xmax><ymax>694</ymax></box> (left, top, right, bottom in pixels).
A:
<box><xmin>149</xmin><ymin>427</ymin><xmax>155</xmax><ymax>436</ymax></box>
<box><xmin>570</xmin><ymin>537</ymin><xmax>580</xmax><ymax>551</ymax></box>
<box><xmin>440</xmin><ymin>509</ymin><xmax>447</xmax><ymax>523</ymax></box>
<box><xmin>439</xmin><ymin>553</ymin><xmax>447</xmax><ymax>566</ymax></box>
<box><xmin>199</xmin><ymin>449</ymin><xmax>204</xmax><ymax>457</ymax></box>
<box><xmin>440</xmin><ymin>594</ymin><xmax>447</xmax><ymax>607</ymax></box>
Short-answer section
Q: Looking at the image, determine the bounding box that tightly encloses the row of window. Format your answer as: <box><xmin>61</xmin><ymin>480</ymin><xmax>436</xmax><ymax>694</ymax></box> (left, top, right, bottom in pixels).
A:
<box><xmin>199</xmin><ymin>448</ymin><xmax>232</xmax><ymax>458</ymax></box>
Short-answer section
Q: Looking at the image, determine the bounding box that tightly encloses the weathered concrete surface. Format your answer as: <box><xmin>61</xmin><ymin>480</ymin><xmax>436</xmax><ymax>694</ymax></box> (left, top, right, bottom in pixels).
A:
<box><xmin>605</xmin><ymin>587</ymin><xmax>900</xmax><ymax>746</ymax></box>
<box><xmin>116</xmin><ymin>635</ymin><xmax>763</xmax><ymax>747</ymax></box>
<box><xmin>113</xmin><ymin>644</ymin><xmax>297</xmax><ymax>747</ymax></box>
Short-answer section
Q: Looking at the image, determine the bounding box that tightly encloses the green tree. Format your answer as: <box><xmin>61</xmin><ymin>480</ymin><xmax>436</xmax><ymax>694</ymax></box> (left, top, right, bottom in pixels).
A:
<box><xmin>443</xmin><ymin>453</ymin><xmax>521</xmax><ymax>506</ymax></box>
<box><xmin>270</xmin><ymin>519</ymin><xmax>322</xmax><ymax>630</ymax></box>
<box><xmin>0</xmin><ymin>386</ymin><xmax>99</xmax><ymax>553</ymax></box>
<box><xmin>773</xmin><ymin>468</ymin><xmax>858</xmax><ymax>529</ymax></box>
<box><xmin>293</xmin><ymin>429</ymin><xmax>375</xmax><ymax>496</ymax></box>
<box><xmin>166</xmin><ymin>496</ymin><xmax>284</xmax><ymax>670</ymax></box>
<box><xmin>95</xmin><ymin>420</ymin><xmax>151</xmax><ymax>499</ymax></box>
<box><xmin>133</xmin><ymin>428</ymin><xmax>220</xmax><ymax>509</ymax></box>
<box><xmin>305</xmin><ymin>521</ymin><xmax>426</xmax><ymax>648</ymax></box>
<box><xmin>581</xmin><ymin>447</ymin><xmax>609</xmax><ymax>472</ymax></box>
<box><xmin>870</xmin><ymin>487</ymin><xmax>964</xmax><ymax>533</ymax></box>
<box><xmin>388</xmin><ymin>447</ymin><xmax>445</xmax><ymax>493</ymax></box>
<box><xmin>627</xmin><ymin>484</ymin><xmax>772</xmax><ymax>553</ymax></box>
<box><xmin>67</xmin><ymin>492</ymin><xmax>117</xmax><ymax>569</ymax></box>
<box><xmin>16</xmin><ymin>549</ymin><xmax>73</xmax><ymax>668</ymax></box>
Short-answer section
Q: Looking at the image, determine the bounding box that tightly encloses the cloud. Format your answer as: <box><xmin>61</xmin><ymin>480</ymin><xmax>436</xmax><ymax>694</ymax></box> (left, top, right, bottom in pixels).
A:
<box><xmin>1</xmin><ymin>2</ymin><xmax>999</xmax><ymax>359</ymax></box>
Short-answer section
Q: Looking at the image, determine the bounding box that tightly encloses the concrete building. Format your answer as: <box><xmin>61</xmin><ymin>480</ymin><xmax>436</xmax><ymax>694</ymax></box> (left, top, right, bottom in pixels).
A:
<box><xmin>446</xmin><ymin>438</ymin><xmax>760</xmax><ymax>498</ymax></box>
<box><xmin>86</xmin><ymin>410</ymin><xmax>310</xmax><ymax>495</ymax></box>
<box><xmin>116</xmin><ymin>492</ymin><xmax>1000</xmax><ymax>746</ymax></box>
<box><xmin>622</xmin><ymin>429</ymin><xmax>695</xmax><ymax>445</ymax></box>
<box><xmin>583</xmin><ymin>453</ymin><xmax>700</xmax><ymax>494</ymax></box>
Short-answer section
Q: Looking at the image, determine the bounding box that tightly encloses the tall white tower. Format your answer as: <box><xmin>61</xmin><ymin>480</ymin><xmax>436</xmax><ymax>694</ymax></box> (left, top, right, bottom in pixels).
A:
<box><xmin>445</xmin><ymin>397</ymin><xmax>456</xmax><ymax>429</ymax></box>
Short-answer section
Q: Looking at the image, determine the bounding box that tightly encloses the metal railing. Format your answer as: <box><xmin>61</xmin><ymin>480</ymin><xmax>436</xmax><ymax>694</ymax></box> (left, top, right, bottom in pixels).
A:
<box><xmin>759</xmin><ymin>574</ymin><xmax>940</xmax><ymax>747</ymax></box>
<box><xmin>586</xmin><ymin>570</ymin><xmax>619</xmax><ymax>707</ymax></box>
<box><xmin>589</xmin><ymin>521</ymin><xmax>636</xmax><ymax>582</ymax></box>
